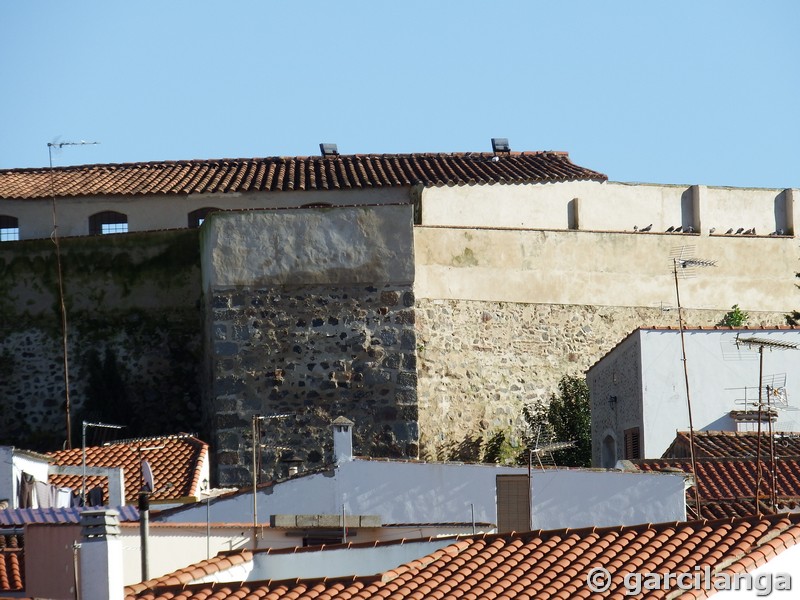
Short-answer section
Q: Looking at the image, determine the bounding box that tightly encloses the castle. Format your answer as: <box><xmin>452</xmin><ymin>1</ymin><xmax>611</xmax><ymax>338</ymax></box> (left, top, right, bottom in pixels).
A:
<box><xmin>0</xmin><ymin>143</ymin><xmax>796</xmax><ymax>484</ymax></box>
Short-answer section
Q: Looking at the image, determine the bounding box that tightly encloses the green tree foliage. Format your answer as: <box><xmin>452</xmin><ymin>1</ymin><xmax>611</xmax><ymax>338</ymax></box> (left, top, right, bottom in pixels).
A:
<box><xmin>522</xmin><ymin>375</ymin><xmax>591</xmax><ymax>467</ymax></box>
<box><xmin>788</xmin><ymin>275</ymin><xmax>800</xmax><ymax>325</ymax></box>
<box><xmin>719</xmin><ymin>304</ymin><xmax>748</xmax><ymax>327</ymax></box>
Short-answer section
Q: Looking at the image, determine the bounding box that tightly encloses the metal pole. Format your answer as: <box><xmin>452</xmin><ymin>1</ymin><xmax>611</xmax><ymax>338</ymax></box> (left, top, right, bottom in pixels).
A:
<box><xmin>48</xmin><ymin>143</ymin><xmax>73</xmax><ymax>449</ymax></box>
<box><xmin>81</xmin><ymin>421</ymin><xmax>87</xmax><ymax>504</ymax></box>
<box><xmin>471</xmin><ymin>503</ymin><xmax>475</xmax><ymax>535</ymax></box>
<box><xmin>674</xmin><ymin>259</ymin><xmax>703</xmax><ymax>519</ymax></box>
<box><xmin>755</xmin><ymin>351</ymin><xmax>764</xmax><ymax>518</ymax></box>
<box><xmin>203</xmin><ymin>478</ymin><xmax>210</xmax><ymax>559</ymax></box>
<box><xmin>252</xmin><ymin>415</ymin><xmax>258</xmax><ymax>550</ymax></box>
<box><xmin>139</xmin><ymin>492</ymin><xmax>150</xmax><ymax>581</ymax></box>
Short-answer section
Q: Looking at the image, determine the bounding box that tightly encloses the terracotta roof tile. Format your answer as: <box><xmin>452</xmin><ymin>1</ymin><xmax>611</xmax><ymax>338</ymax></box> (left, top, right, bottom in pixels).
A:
<box><xmin>48</xmin><ymin>433</ymin><xmax>207</xmax><ymax>504</ymax></box>
<box><xmin>0</xmin><ymin>549</ymin><xmax>24</xmax><ymax>592</ymax></box>
<box><xmin>0</xmin><ymin>152</ymin><xmax>606</xmax><ymax>200</ymax></box>
<box><xmin>633</xmin><ymin>456</ymin><xmax>800</xmax><ymax>503</ymax></box>
<box><xmin>126</xmin><ymin>513</ymin><xmax>800</xmax><ymax>600</ymax></box>
<box><xmin>664</xmin><ymin>431</ymin><xmax>800</xmax><ymax>459</ymax></box>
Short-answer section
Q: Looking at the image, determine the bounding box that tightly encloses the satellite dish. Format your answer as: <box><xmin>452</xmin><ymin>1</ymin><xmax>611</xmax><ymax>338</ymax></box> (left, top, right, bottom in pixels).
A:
<box><xmin>142</xmin><ymin>459</ymin><xmax>155</xmax><ymax>493</ymax></box>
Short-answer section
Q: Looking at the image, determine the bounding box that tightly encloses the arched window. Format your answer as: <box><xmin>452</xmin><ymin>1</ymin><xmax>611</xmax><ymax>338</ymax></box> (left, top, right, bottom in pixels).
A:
<box><xmin>188</xmin><ymin>207</ymin><xmax>221</xmax><ymax>228</ymax></box>
<box><xmin>601</xmin><ymin>434</ymin><xmax>617</xmax><ymax>468</ymax></box>
<box><xmin>89</xmin><ymin>211</ymin><xmax>128</xmax><ymax>235</ymax></box>
<box><xmin>0</xmin><ymin>215</ymin><xmax>19</xmax><ymax>241</ymax></box>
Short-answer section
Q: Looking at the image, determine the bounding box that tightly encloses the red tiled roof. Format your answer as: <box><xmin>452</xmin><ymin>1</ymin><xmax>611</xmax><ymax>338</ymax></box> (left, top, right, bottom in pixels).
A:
<box><xmin>0</xmin><ymin>152</ymin><xmax>607</xmax><ymax>200</ymax></box>
<box><xmin>48</xmin><ymin>434</ymin><xmax>207</xmax><ymax>504</ymax></box>
<box><xmin>0</xmin><ymin>549</ymin><xmax>24</xmax><ymax>593</ymax></box>
<box><xmin>665</xmin><ymin>431</ymin><xmax>800</xmax><ymax>459</ymax></box>
<box><xmin>634</xmin><ymin>457</ymin><xmax>800</xmax><ymax>502</ymax></box>
<box><xmin>125</xmin><ymin>513</ymin><xmax>800</xmax><ymax>600</ymax></box>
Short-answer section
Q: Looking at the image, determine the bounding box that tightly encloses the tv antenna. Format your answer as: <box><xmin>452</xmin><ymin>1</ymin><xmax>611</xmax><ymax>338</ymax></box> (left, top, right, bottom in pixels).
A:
<box><xmin>251</xmin><ymin>413</ymin><xmax>293</xmax><ymax>548</ymax></box>
<box><xmin>527</xmin><ymin>422</ymin><xmax>576</xmax><ymax>471</ymax></box>
<box><xmin>670</xmin><ymin>246</ymin><xmax>716</xmax><ymax>518</ymax></box>
<box><xmin>48</xmin><ymin>140</ymin><xmax>99</xmax><ymax>449</ymax></box>
<box><xmin>735</xmin><ymin>335</ymin><xmax>799</xmax><ymax>514</ymax></box>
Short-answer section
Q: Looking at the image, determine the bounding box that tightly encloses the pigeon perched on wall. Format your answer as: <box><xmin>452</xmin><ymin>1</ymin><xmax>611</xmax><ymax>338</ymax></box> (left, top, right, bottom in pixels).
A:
<box><xmin>725</xmin><ymin>228</ymin><xmax>734</xmax><ymax>234</ymax></box>
<box><xmin>709</xmin><ymin>227</ymin><xmax>716</xmax><ymax>234</ymax></box>
<box><xmin>666</xmin><ymin>226</ymin><xmax>675</xmax><ymax>232</ymax></box>
<box><xmin>736</xmin><ymin>228</ymin><xmax>744</xmax><ymax>234</ymax></box>
<box><xmin>640</xmin><ymin>224</ymin><xmax>652</xmax><ymax>232</ymax></box>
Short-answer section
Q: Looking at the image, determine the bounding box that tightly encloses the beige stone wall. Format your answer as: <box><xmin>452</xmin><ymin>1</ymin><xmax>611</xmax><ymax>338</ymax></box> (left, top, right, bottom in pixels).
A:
<box><xmin>420</xmin><ymin>181</ymin><xmax>798</xmax><ymax>235</ymax></box>
<box><xmin>413</xmin><ymin>226</ymin><xmax>797</xmax><ymax>311</ymax></box>
<box><xmin>415</xmin><ymin>300</ymin><xmax>787</xmax><ymax>460</ymax></box>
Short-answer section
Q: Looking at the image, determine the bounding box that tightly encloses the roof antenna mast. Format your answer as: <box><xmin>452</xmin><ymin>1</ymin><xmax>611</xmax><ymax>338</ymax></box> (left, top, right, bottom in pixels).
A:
<box><xmin>48</xmin><ymin>140</ymin><xmax>99</xmax><ymax>449</ymax></box>
<box><xmin>670</xmin><ymin>245</ymin><xmax>716</xmax><ymax>519</ymax></box>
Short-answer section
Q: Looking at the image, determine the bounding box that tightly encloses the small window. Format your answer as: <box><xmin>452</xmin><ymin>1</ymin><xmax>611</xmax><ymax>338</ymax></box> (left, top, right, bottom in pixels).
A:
<box><xmin>188</xmin><ymin>207</ymin><xmax>221</xmax><ymax>229</ymax></box>
<box><xmin>89</xmin><ymin>211</ymin><xmax>128</xmax><ymax>235</ymax></box>
<box><xmin>624</xmin><ymin>427</ymin><xmax>641</xmax><ymax>459</ymax></box>
<box><xmin>0</xmin><ymin>215</ymin><xmax>19</xmax><ymax>241</ymax></box>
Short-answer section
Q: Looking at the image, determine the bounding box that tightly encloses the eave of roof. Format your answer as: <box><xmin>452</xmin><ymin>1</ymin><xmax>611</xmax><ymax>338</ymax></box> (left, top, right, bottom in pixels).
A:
<box><xmin>125</xmin><ymin>512</ymin><xmax>800</xmax><ymax>600</ymax></box>
<box><xmin>587</xmin><ymin>325</ymin><xmax>800</xmax><ymax>373</ymax></box>
<box><xmin>0</xmin><ymin>151</ymin><xmax>607</xmax><ymax>200</ymax></box>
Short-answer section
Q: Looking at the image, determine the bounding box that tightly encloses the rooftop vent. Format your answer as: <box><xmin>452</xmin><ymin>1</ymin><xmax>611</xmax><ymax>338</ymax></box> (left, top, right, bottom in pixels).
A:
<box><xmin>320</xmin><ymin>143</ymin><xmax>339</xmax><ymax>156</ymax></box>
<box><xmin>491</xmin><ymin>138</ymin><xmax>510</xmax><ymax>153</ymax></box>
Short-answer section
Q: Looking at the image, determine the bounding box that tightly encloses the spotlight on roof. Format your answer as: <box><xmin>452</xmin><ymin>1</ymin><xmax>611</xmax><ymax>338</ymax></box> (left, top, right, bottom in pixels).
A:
<box><xmin>491</xmin><ymin>138</ymin><xmax>510</xmax><ymax>153</ymax></box>
<box><xmin>319</xmin><ymin>143</ymin><xmax>339</xmax><ymax>156</ymax></box>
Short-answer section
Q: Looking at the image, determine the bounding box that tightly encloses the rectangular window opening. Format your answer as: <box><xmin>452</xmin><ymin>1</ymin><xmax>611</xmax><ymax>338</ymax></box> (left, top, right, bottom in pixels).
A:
<box><xmin>101</xmin><ymin>222</ymin><xmax>128</xmax><ymax>235</ymax></box>
<box><xmin>0</xmin><ymin>227</ymin><xmax>19</xmax><ymax>241</ymax></box>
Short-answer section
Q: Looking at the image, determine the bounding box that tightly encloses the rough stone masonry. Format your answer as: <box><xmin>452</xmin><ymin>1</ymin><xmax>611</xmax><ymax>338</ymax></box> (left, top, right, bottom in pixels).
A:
<box><xmin>202</xmin><ymin>205</ymin><xmax>418</xmax><ymax>485</ymax></box>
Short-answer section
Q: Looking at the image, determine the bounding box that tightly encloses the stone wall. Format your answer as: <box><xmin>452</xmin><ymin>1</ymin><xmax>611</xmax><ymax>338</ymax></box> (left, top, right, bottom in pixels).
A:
<box><xmin>208</xmin><ymin>284</ymin><xmax>418</xmax><ymax>485</ymax></box>
<box><xmin>415</xmin><ymin>299</ymin><xmax>788</xmax><ymax>461</ymax></box>
<box><xmin>0</xmin><ymin>231</ymin><xmax>203</xmax><ymax>450</ymax></box>
<box><xmin>201</xmin><ymin>205</ymin><xmax>418</xmax><ymax>486</ymax></box>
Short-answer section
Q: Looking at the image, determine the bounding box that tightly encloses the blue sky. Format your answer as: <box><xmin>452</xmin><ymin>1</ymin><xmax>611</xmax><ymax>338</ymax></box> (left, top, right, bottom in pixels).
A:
<box><xmin>1</xmin><ymin>1</ymin><xmax>798</xmax><ymax>188</ymax></box>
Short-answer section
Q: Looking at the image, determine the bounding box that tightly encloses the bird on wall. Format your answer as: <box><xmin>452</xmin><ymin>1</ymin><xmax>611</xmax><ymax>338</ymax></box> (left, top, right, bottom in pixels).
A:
<box><xmin>640</xmin><ymin>224</ymin><xmax>652</xmax><ymax>232</ymax></box>
<box><xmin>725</xmin><ymin>228</ymin><xmax>734</xmax><ymax>235</ymax></box>
<box><xmin>633</xmin><ymin>225</ymin><xmax>639</xmax><ymax>232</ymax></box>
<box><xmin>744</xmin><ymin>228</ymin><xmax>755</xmax><ymax>235</ymax></box>
<box><xmin>674</xmin><ymin>226</ymin><xmax>683</xmax><ymax>233</ymax></box>
<box><xmin>709</xmin><ymin>227</ymin><xmax>716</xmax><ymax>235</ymax></box>
<box><xmin>685</xmin><ymin>226</ymin><xmax>694</xmax><ymax>233</ymax></box>
<box><xmin>736</xmin><ymin>228</ymin><xmax>744</xmax><ymax>234</ymax></box>
<box><xmin>666</xmin><ymin>226</ymin><xmax>675</xmax><ymax>233</ymax></box>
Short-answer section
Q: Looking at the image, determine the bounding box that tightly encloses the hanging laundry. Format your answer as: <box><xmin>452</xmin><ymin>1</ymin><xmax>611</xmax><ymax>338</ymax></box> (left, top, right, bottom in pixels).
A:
<box><xmin>87</xmin><ymin>486</ymin><xmax>104</xmax><ymax>507</ymax></box>
<box><xmin>18</xmin><ymin>472</ymin><xmax>35</xmax><ymax>508</ymax></box>
<box><xmin>56</xmin><ymin>487</ymin><xmax>72</xmax><ymax>508</ymax></box>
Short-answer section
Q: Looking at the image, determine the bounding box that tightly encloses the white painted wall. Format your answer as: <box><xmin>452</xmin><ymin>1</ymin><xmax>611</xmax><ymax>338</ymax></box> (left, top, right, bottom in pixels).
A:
<box><xmin>529</xmin><ymin>470</ymin><xmax>687</xmax><ymax>530</ymax></box>
<box><xmin>247</xmin><ymin>538</ymin><xmax>455</xmax><ymax>581</ymax></box>
<box><xmin>420</xmin><ymin>181</ymin><xmax>798</xmax><ymax>236</ymax></box>
<box><xmin>201</xmin><ymin>205</ymin><xmax>415</xmax><ymax>291</ymax></box>
<box><xmin>590</xmin><ymin>329</ymin><xmax>800</xmax><ymax>463</ymax></box>
<box><xmin>156</xmin><ymin>460</ymin><xmax>528</xmax><ymax>527</ymax></box>
<box><xmin>0</xmin><ymin>447</ymin><xmax>51</xmax><ymax>509</ymax></box>
<box><xmin>710</xmin><ymin>542</ymin><xmax>800</xmax><ymax>598</ymax></box>
<box><xmin>5</xmin><ymin>187</ymin><xmax>409</xmax><ymax>241</ymax></box>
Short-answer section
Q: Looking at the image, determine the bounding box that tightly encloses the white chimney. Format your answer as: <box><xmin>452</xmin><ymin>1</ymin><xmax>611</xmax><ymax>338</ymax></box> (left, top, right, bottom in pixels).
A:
<box><xmin>80</xmin><ymin>509</ymin><xmax>123</xmax><ymax>600</ymax></box>
<box><xmin>331</xmin><ymin>417</ymin><xmax>354</xmax><ymax>464</ymax></box>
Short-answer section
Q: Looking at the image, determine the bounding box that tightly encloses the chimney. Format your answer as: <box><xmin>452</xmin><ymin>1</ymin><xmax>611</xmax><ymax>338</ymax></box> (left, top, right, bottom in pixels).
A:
<box><xmin>79</xmin><ymin>509</ymin><xmax>123</xmax><ymax>600</ymax></box>
<box><xmin>331</xmin><ymin>417</ymin><xmax>354</xmax><ymax>464</ymax></box>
